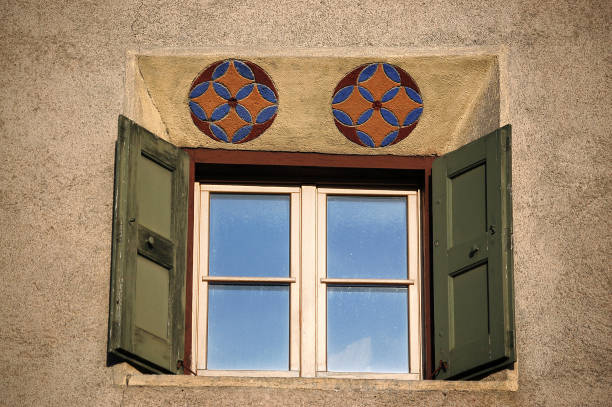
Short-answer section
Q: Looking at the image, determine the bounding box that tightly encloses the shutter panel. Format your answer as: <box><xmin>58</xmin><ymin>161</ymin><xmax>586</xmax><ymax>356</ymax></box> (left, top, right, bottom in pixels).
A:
<box><xmin>108</xmin><ymin>115</ymin><xmax>189</xmax><ymax>374</ymax></box>
<box><xmin>432</xmin><ymin>126</ymin><xmax>515</xmax><ymax>380</ymax></box>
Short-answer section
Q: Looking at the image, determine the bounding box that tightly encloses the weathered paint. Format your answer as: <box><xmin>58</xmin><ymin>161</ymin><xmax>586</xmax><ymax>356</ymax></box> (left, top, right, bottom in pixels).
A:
<box><xmin>109</xmin><ymin>116</ymin><xmax>189</xmax><ymax>374</ymax></box>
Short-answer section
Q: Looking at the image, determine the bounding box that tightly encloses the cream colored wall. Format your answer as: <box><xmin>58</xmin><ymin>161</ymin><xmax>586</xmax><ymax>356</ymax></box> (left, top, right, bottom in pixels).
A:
<box><xmin>0</xmin><ymin>1</ymin><xmax>609</xmax><ymax>406</ymax></box>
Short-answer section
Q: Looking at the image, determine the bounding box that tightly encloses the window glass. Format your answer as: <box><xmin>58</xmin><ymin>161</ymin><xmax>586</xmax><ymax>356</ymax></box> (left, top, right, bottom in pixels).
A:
<box><xmin>207</xmin><ymin>285</ymin><xmax>289</xmax><ymax>370</ymax></box>
<box><xmin>209</xmin><ymin>193</ymin><xmax>290</xmax><ymax>277</ymax></box>
<box><xmin>327</xmin><ymin>286</ymin><xmax>408</xmax><ymax>373</ymax></box>
<box><xmin>197</xmin><ymin>186</ymin><xmax>419</xmax><ymax>377</ymax></box>
<box><xmin>327</xmin><ymin>196</ymin><xmax>407</xmax><ymax>279</ymax></box>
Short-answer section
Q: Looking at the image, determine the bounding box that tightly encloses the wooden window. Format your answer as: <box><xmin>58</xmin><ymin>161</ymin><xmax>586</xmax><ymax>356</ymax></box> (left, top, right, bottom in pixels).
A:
<box><xmin>191</xmin><ymin>185</ymin><xmax>421</xmax><ymax>379</ymax></box>
<box><xmin>108</xmin><ymin>115</ymin><xmax>515</xmax><ymax>380</ymax></box>
<box><xmin>193</xmin><ymin>184</ymin><xmax>300</xmax><ymax>377</ymax></box>
<box><xmin>314</xmin><ymin>188</ymin><xmax>421</xmax><ymax>379</ymax></box>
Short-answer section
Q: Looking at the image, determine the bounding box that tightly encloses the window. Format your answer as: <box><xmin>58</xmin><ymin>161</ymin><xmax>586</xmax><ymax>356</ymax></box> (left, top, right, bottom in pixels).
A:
<box><xmin>314</xmin><ymin>188</ymin><xmax>421</xmax><ymax>379</ymax></box>
<box><xmin>108</xmin><ymin>115</ymin><xmax>515</xmax><ymax>380</ymax></box>
<box><xmin>191</xmin><ymin>185</ymin><xmax>421</xmax><ymax>378</ymax></box>
<box><xmin>193</xmin><ymin>185</ymin><xmax>301</xmax><ymax>375</ymax></box>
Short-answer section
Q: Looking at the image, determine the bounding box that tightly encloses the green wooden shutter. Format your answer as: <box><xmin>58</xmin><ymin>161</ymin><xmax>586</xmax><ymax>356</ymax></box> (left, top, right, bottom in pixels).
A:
<box><xmin>432</xmin><ymin>126</ymin><xmax>515</xmax><ymax>380</ymax></box>
<box><xmin>108</xmin><ymin>115</ymin><xmax>189</xmax><ymax>374</ymax></box>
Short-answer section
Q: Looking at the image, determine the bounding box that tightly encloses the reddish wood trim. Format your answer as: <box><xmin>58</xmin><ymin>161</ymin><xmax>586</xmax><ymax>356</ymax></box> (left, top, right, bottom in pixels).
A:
<box><xmin>184</xmin><ymin>148</ymin><xmax>435</xmax><ymax>170</ymax></box>
<box><xmin>183</xmin><ymin>152</ymin><xmax>195</xmax><ymax>374</ymax></box>
<box><xmin>182</xmin><ymin>148</ymin><xmax>435</xmax><ymax>377</ymax></box>
<box><xmin>422</xmin><ymin>167</ymin><xmax>433</xmax><ymax>379</ymax></box>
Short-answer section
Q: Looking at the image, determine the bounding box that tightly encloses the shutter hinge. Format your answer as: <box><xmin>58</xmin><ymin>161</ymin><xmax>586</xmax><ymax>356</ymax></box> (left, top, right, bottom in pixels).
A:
<box><xmin>117</xmin><ymin>220</ymin><xmax>123</xmax><ymax>242</ymax></box>
<box><xmin>505</xmin><ymin>134</ymin><xmax>511</xmax><ymax>151</ymax></box>
<box><xmin>177</xmin><ymin>359</ymin><xmax>197</xmax><ymax>376</ymax></box>
<box><xmin>508</xmin><ymin>330</ymin><xmax>515</xmax><ymax>349</ymax></box>
<box><xmin>506</xmin><ymin>227</ymin><xmax>513</xmax><ymax>251</ymax></box>
<box><xmin>432</xmin><ymin>360</ymin><xmax>448</xmax><ymax>378</ymax></box>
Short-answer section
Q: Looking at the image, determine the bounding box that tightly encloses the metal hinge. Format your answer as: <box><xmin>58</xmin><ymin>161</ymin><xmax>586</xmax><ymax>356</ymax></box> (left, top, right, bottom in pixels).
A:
<box><xmin>508</xmin><ymin>330</ymin><xmax>515</xmax><ymax>349</ymax></box>
<box><xmin>117</xmin><ymin>220</ymin><xmax>123</xmax><ymax>243</ymax></box>
<box><xmin>506</xmin><ymin>227</ymin><xmax>513</xmax><ymax>251</ymax></box>
<box><xmin>505</xmin><ymin>134</ymin><xmax>511</xmax><ymax>151</ymax></box>
<box><xmin>432</xmin><ymin>360</ymin><xmax>449</xmax><ymax>378</ymax></box>
<box><xmin>177</xmin><ymin>359</ymin><xmax>197</xmax><ymax>376</ymax></box>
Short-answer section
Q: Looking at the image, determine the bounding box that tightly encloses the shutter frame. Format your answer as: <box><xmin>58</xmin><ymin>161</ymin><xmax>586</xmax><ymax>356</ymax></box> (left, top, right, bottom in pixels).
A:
<box><xmin>108</xmin><ymin>115</ymin><xmax>189</xmax><ymax>374</ymax></box>
<box><xmin>432</xmin><ymin>126</ymin><xmax>515</xmax><ymax>380</ymax></box>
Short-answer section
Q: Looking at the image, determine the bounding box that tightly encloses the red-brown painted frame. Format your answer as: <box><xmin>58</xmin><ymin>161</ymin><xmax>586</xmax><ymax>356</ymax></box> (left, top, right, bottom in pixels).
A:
<box><xmin>182</xmin><ymin>148</ymin><xmax>435</xmax><ymax>379</ymax></box>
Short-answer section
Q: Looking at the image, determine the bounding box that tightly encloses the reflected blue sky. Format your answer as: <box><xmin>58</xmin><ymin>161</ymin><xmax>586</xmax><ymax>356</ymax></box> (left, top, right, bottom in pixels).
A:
<box><xmin>327</xmin><ymin>286</ymin><xmax>408</xmax><ymax>373</ymax></box>
<box><xmin>207</xmin><ymin>285</ymin><xmax>289</xmax><ymax>370</ymax></box>
<box><xmin>206</xmin><ymin>193</ymin><xmax>410</xmax><ymax>372</ymax></box>
<box><xmin>327</xmin><ymin>196</ymin><xmax>407</xmax><ymax>279</ymax></box>
<box><xmin>209</xmin><ymin>193</ymin><xmax>290</xmax><ymax>277</ymax></box>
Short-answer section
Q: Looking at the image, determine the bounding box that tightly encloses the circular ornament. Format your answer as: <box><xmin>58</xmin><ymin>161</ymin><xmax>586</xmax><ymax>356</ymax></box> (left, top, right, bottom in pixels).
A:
<box><xmin>331</xmin><ymin>63</ymin><xmax>423</xmax><ymax>148</ymax></box>
<box><xmin>188</xmin><ymin>59</ymin><xmax>278</xmax><ymax>143</ymax></box>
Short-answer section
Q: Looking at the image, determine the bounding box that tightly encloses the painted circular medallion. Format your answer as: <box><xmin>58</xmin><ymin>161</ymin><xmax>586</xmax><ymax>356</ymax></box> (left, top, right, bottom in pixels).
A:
<box><xmin>331</xmin><ymin>63</ymin><xmax>423</xmax><ymax>148</ymax></box>
<box><xmin>188</xmin><ymin>59</ymin><xmax>278</xmax><ymax>144</ymax></box>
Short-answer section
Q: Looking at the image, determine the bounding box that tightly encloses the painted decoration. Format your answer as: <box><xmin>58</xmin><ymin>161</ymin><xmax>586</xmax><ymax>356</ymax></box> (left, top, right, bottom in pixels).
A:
<box><xmin>188</xmin><ymin>60</ymin><xmax>278</xmax><ymax>143</ymax></box>
<box><xmin>331</xmin><ymin>63</ymin><xmax>423</xmax><ymax>148</ymax></box>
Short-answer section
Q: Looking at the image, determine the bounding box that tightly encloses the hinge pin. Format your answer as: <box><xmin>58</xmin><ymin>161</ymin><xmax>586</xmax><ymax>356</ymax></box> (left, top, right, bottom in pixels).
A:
<box><xmin>432</xmin><ymin>360</ymin><xmax>448</xmax><ymax>378</ymax></box>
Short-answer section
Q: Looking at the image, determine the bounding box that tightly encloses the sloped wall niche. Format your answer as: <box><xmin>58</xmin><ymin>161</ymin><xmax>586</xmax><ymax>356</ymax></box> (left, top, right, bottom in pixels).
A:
<box><xmin>124</xmin><ymin>49</ymin><xmax>503</xmax><ymax>156</ymax></box>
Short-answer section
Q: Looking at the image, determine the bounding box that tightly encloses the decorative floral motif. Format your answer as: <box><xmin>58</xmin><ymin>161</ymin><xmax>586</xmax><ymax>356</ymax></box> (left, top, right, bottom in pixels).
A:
<box><xmin>188</xmin><ymin>59</ymin><xmax>278</xmax><ymax>143</ymax></box>
<box><xmin>331</xmin><ymin>63</ymin><xmax>423</xmax><ymax>148</ymax></box>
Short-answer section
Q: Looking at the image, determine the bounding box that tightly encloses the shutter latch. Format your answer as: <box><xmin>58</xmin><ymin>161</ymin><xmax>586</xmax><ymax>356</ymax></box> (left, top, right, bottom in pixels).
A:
<box><xmin>432</xmin><ymin>360</ymin><xmax>449</xmax><ymax>378</ymax></box>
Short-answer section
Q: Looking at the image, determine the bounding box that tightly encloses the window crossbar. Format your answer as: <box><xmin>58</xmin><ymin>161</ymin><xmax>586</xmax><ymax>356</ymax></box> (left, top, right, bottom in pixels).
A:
<box><xmin>320</xmin><ymin>278</ymin><xmax>415</xmax><ymax>286</ymax></box>
<box><xmin>202</xmin><ymin>276</ymin><xmax>296</xmax><ymax>284</ymax></box>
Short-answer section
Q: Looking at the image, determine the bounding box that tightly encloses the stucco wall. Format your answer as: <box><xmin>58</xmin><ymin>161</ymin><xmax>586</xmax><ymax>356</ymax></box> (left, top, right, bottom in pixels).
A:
<box><xmin>0</xmin><ymin>1</ymin><xmax>609</xmax><ymax>406</ymax></box>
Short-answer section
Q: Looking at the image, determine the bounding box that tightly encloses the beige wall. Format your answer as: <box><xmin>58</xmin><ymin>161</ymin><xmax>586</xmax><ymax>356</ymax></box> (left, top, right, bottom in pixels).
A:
<box><xmin>0</xmin><ymin>1</ymin><xmax>610</xmax><ymax>406</ymax></box>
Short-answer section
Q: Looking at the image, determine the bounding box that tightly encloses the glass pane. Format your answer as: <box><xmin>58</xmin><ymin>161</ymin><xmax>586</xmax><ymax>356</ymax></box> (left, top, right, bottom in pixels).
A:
<box><xmin>327</xmin><ymin>286</ymin><xmax>408</xmax><ymax>373</ymax></box>
<box><xmin>207</xmin><ymin>285</ymin><xmax>289</xmax><ymax>370</ymax></box>
<box><xmin>327</xmin><ymin>196</ymin><xmax>407</xmax><ymax>279</ymax></box>
<box><xmin>209</xmin><ymin>193</ymin><xmax>290</xmax><ymax>277</ymax></box>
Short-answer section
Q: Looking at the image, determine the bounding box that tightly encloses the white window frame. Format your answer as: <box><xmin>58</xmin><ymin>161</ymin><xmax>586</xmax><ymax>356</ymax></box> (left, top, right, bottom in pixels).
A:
<box><xmin>193</xmin><ymin>183</ymin><xmax>301</xmax><ymax>377</ymax></box>
<box><xmin>192</xmin><ymin>183</ymin><xmax>421</xmax><ymax>379</ymax></box>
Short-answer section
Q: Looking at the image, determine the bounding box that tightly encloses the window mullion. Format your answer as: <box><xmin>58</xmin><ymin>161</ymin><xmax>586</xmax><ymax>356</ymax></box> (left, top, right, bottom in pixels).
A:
<box><xmin>290</xmin><ymin>191</ymin><xmax>301</xmax><ymax>372</ymax></box>
<box><xmin>316</xmin><ymin>189</ymin><xmax>327</xmax><ymax>373</ymax></box>
<box><xmin>408</xmin><ymin>192</ymin><xmax>421</xmax><ymax>376</ymax></box>
<box><xmin>300</xmin><ymin>185</ymin><xmax>317</xmax><ymax>377</ymax></box>
<box><xmin>196</xmin><ymin>186</ymin><xmax>209</xmax><ymax>371</ymax></box>
<box><xmin>191</xmin><ymin>182</ymin><xmax>201</xmax><ymax>373</ymax></box>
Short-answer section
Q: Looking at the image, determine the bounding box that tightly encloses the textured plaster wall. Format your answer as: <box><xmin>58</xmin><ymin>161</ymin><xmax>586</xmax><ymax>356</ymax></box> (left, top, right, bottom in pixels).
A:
<box><xmin>132</xmin><ymin>53</ymin><xmax>498</xmax><ymax>155</ymax></box>
<box><xmin>0</xmin><ymin>1</ymin><xmax>610</xmax><ymax>406</ymax></box>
